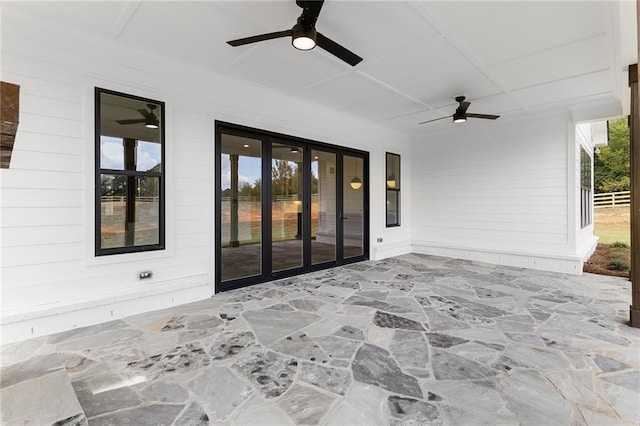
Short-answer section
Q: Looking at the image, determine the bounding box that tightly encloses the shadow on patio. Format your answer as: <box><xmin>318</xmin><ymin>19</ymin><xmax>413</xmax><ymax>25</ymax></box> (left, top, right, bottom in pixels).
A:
<box><xmin>1</xmin><ymin>254</ymin><xmax>638</xmax><ymax>425</ymax></box>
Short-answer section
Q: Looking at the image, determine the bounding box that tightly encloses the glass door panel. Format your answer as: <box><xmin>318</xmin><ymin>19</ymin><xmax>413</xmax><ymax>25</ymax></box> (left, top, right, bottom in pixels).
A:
<box><xmin>272</xmin><ymin>142</ymin><xmax>304</xmax><ymax>272</ymax></box>
<box><xmin>311</xmin><ymin>149</ymin><xmax>337</xmax><ymax>264</ymax></box>
<box><xmin>220</xmin><ymin>134</ymin><xmax>262</xmax><ymax>281</ymax></box>
<box><xmin>343</xmin><ymin>155</ymin><xmax>364</xmax><ymax>258</ymax></box>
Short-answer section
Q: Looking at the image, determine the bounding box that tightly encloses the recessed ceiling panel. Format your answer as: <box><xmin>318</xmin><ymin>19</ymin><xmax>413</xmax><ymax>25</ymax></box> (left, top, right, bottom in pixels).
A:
<box><xmin>223</xmin><ymin>41</ymin><xmax>347</xmax><ymax>94</ymax></box>
<box><xmin>489</xmin><ymin>36</ymin><xmax>610</xmax><ymax>91</ymax></box>
<box><xmin>293</xmin><ymin>72</ymin><xmax>395</xmax><ymax>111</ymax></box>
<box><xmin>318</xmin><ymin>1</ymin><xmax>439</xmax><ymax>61</ymax></box>
<box><xmin>5</xmin><ymin>1</ymin><xmax>127</xmax><ymax>37</ymax></box>
<box><xmin>408</xmin><ymin>71</ymin><xmax>502</xmax><ymax>108</ymax></box>
<box><xmin>119</xmin><ymin>2</ymin><xmax>256</xmax><ymax>70</ymax></box>
<box><xmin>422</xmin><ymin>1</ymin><xmax>517</xmax><ymax>28</ymax></box>
<box><xmin>343</xmin><ymin>94</ymin><xmax>426</xmax><ymax>122</ymax></box>
<box><xmin>451</xmin><ymin>1</ymin><xmax>607</xmax><ymax>66</ymax></box>
<box><xmin>359</xmin><ymin>36</ymin><xmax>477</xmax><ymax>92</ymax></box>
<box><xmin>511</xmin><ymin>70</ymin><xmax>613</xmax><ymax>109</ymax></box>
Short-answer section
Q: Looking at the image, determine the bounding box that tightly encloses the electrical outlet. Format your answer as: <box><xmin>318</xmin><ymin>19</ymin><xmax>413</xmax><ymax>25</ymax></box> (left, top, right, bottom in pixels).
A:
<box><xmin>377</xmin><ymin>237</ymin><xmax>383</xmax><ymax>243</ymax></box>
<box><xmin>139</xmin><ymin>271</ymin><xmax>153</xmax><ymax>280</ymax></box>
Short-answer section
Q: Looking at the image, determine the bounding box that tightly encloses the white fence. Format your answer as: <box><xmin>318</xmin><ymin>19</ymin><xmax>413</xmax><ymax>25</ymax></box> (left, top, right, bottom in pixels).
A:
<box><xmin>594</xmin><ymin>191</ymin><xmax>631</xmax><ymax>208</ymax></box>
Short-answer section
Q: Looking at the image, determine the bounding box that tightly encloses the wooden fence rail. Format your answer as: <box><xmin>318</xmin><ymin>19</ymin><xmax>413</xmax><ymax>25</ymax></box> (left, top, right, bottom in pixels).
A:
<box><xmin>594</xmin><ymin>191</ymin><xmax>631</xmax><ymax>208</ymax></box>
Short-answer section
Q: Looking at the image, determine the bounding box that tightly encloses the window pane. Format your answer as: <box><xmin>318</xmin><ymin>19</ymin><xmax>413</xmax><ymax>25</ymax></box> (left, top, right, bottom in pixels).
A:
<box><xmin>100</xmin><ymin>174</ymin><xmax>127</xmax><ymax>249</ymax></box>
<box><xmin>386</xmin><ymin>190</ymin><xmax>399</xmax><ymax>226</ymax></box>
<box><xmin>386</xmin><ymin>153</ymin><xmax>400</xmax><ymax>189</ymax></box>
<box><xmin>134</xmin><ymin>176</ymin><xmax>160</xmax><ymax>245</ymax></box>
<box><xmin>272</xmin><ymin>143</ymin><xmax>303</xmax><ymax>272</ymax></box>
<box><xmin>100</xmin><ymin>136</ymin><xmax>124</xmax><ymax>170</ymax></box>
<box><xmin>344</xmin><ymin>155</ymin><xmax>364</xmax><ymax>258</ymax></box>
<box><xmin>137</xmin><ymin>141</ymin><xmax>162</xmax><ymax>172</ymax></box>
<box><xmin>96</xmin><ymin>89</ymin><xmax>164</xmax><ymax>255</ymax></box>
<box><xmin>221</xmin><ymin>134</ymin><xmax>262</xmax><ymax>281</ymax></box>
<box><xmin>311</xmin><ymin>150</ymin><xmax>336</xmax><ymax>264</ymax></box>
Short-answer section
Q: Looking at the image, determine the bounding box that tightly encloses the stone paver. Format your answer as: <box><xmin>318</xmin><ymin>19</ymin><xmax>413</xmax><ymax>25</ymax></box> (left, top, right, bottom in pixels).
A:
<box><xmin>1</xmin><ymin>254</ymin><xmax>639</xmax><ymax>425</ymax></box>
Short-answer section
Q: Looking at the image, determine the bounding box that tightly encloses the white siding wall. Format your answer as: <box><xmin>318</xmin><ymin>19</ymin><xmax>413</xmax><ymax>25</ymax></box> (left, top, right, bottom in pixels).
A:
<box><xmin>410</xmin><ymin>111</ymin><xmax>585</xmax><ymax>273</ymax></box>
<box><xmin>0</xmin><ymin>10</ymin><xmax>412</xmax><ymax>343</ymax></box>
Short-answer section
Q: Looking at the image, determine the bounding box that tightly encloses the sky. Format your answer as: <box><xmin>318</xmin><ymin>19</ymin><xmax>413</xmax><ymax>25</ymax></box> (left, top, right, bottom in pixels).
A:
<box><xmin>101</xmin><ymin>136</ymin><xmax>161</xmax><ymax>172</ymax></box>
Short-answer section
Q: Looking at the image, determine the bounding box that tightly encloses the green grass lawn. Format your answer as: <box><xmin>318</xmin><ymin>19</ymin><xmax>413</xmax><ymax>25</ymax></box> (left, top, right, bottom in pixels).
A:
<box><xmin>594</xmin><ymin>206</ymin><xmax>630</xmax><ymax>245</ymax></box>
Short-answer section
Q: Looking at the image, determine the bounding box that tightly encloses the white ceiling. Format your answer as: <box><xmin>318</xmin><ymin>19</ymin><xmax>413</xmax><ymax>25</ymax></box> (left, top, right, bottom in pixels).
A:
<box><xmin>8</xmin><ymin>1</ymin><xmax>637</xmax><ymax>135</ymax></box>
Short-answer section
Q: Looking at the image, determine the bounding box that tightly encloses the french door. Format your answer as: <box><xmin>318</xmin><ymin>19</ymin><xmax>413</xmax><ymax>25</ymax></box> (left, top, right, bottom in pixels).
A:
<box><xmin>216</xmin><ymin>123</ymin><xmax>368</xmax><ymax>292</ymax></box>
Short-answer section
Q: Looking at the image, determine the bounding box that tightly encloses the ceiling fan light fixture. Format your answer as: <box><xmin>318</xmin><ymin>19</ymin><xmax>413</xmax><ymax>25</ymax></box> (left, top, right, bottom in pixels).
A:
<box><xmin>453</xmin><ymin>113</ymin><xmax>467</xmax><ymax>124</ymax></box>
<box><xmin>292</xmin><ymin>23</ymin><xmax>316</xmax><ymax>50</ymax></box>
<box><xmin>145</xmin><ymin>117</ymin><xmax>159</xmax><ymax>129</ymax></box>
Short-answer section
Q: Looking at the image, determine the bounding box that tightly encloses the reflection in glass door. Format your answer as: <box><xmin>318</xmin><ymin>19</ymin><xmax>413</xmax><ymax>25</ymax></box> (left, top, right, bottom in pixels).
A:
<box><xmin>220</xmin><ymin>134</ymin><xmax>262</xmax><ymax>281</ymax></box>
<box><xmin>217</xmin><ymin>123</ymin><xmax>368</xmax><ymax>292</ymax></box>
<box><xmin>272</xmin><ymin>142</ymin><xmax>304</xmax><ymax>272</ymax></box>
<box><xmin>311</xmin><ymin>150</ymin><xmax>337</xmax><ymax>264</ymax></box>
<box><xmin>343</xmin><ymin>155</ymin><xmax>365</xmax><ymax>258</ymax></box>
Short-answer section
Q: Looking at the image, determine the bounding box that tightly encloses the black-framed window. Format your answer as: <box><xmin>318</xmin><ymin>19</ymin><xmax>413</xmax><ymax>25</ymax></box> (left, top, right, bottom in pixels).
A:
<box><xmin>386</xmin><ymin>152</ymin><xmax>400</xmax><ymax>227</ymax></box>
<box><xmin>95</xmin><ymin>88</ymin><xmax>165</xmax><ymax>255</ymax></box>
<box><xmin>580</xmin><ymin>146</ymin><xmax>592</xmax><ymax>228</ymax></box>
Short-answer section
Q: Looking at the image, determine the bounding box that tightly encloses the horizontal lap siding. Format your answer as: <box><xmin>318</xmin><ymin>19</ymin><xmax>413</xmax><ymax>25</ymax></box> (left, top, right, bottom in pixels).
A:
<box><xmin>411</xmin><ymin>113</ymin><xmax>570</xmax><ymax>255</ymax></box>
<box><xmin>1</xmin><ymin>8</ymin><xmax>411</xmax><ymax>329</ymax></box>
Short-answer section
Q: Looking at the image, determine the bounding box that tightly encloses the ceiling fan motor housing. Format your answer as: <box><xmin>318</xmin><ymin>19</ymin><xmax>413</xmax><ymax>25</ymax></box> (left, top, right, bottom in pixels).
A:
<box><xmin>292</xmin><ymin>18</ymin><xmax>317</xmax><ymax>50</ymax></box>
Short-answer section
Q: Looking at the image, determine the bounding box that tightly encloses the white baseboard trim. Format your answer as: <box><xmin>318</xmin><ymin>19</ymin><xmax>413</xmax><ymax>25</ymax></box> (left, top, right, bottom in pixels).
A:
<box><xmin>372</xmin><ymin>240</ymin><xmax>412</xmax><ymax>260</ymax></box>
<box><xmin>1</xmin><ymin>276</ymin><xmax>212</xmax><ymax>344</ymax></box>
<box><xmin>411</xmin><ymin>241</ymin><xmax>584</xmax><ymax>275</ymax></box>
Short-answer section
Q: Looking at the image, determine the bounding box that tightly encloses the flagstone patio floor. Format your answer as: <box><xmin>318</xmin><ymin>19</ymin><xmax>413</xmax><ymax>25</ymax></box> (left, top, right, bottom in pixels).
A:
<box><xmin>1</xmin><ymin>254</ymin><xmax>639</xmax><ymax>425</ymax></box>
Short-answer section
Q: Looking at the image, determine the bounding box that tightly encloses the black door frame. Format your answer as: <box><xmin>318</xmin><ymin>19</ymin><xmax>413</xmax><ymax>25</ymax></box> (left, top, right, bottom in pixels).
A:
<box><xmin>215</xmin><ymin>121</ymin><xmax>369</xmax><ymax>292</ymax></box>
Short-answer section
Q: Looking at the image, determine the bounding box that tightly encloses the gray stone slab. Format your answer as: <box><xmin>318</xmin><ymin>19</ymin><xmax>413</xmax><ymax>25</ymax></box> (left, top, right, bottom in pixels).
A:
<box><xmin>431</xmin><ymin>349</ymin><xmax>494</xmax><ymax>380</ymax></box>
<box><xmin>232</xmin><ymin>348</ymin><xmax>297</xmax><ymax>399</ymax></box>
<box><xmin>243</xmin><ymin>309</ymin><xmax>321</xmax><ymax>345</ymax></box>
<box><xmin>72</xmin><ymin>373</ymin><xmax>141</xmax><ymax>418</ymax></box>
<box><xmin>1</xmin><ymin>369</ymin><xmax>84</xmax><ymax>426</ymax></box>
<box><xmin>426</xmin><ymin>333</ymin><xmax>468</xmax><ymax>348</ymax></box>
<box><xmin>594</xmin><ymin>354</ymin><xmax>632</xmax><ymax>373</ymax></box>
<box><xmin>0</xmin><ymin>353</ymin><xmax>64</xmax><ymax>388</ymax></box>
<box><xmin>174</xmin><ymin>402</ymin><xmax>209</xmax><ymax>425</ymax></box>
<box><xmin>208</xmin><ymin>331</ymin><xmax>256</xmax><ymax>361</ymax></box>
<box><xmin>333</xmin><ymin>325</ymin><xmax>365</xmax><ymax>341</ymax></box>
<box><xmin>89</xmin><ymin>404</ymin><xmax>184</xmax><ymax>425</ymax></box>
<box><xmin>390</xmin><ymin>330</ymin><xmax>429</xmax><ymax>369</ymax></box>
<box><xmin>277</xmin><ymin>384</ymin><xmax>336</xmax><ymax>425</ymax></box>
<box><xmin>388</xmin><ymin>395</ymin><xmax>441</xmax><ymax>425</ymax></box>
<box><xmin>187</xmin><ymin>367</ymin><xmax>251</xmax><ymax>420</ymax></box>
<box><xmin>343</xmin><ymin>295</ymin><xmax>411</xmax><ymax>313</ymax></box>
<box><xmin>270</xmin><ymin>333</ymin><xmax>330</xmax><ymax>363</ymax></box>
<box><xmin>601</xmin><ymin>371</ymin><xmax>640</xmax><ymax>392</ymax></box>
<box><xmin>140</xmin><ymin>380</ymin><xmax>188</xmax><ymax>403</ymax></box>
<box><xmin>126</xmin><ymin>342</ymin><xmax>210</xmax><ymax>379</ymax></box>
<box><xmin>299</xmin><ymin>362</ymin><xmax>352</xmax><ymax>395</ymax></box>
<box><xmin>314</xmin><ymin>335</ymin><xmax>361</xmax><ymax>360</ymax></box>
<box><xmin>352</xmin><ymin>343</ymin><xmax>423</xmax><ymax>398</ymax></box>
<box><xmin>373</xmin><ymin>311</ymin><xmax>425</xmax><ymax>330</ymax></box>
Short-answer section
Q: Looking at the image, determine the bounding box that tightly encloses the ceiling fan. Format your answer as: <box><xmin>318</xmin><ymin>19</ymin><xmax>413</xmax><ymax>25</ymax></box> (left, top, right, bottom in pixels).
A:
<box><xmin>420</xmin><ymin>96</ymin><xmax>500</xmax><ymax>125</ymax></box>
<box><xmin>116</xmin><ymin>104</ymin><xmax>159</xmax><ymax>129</ymax></box>
<box><xmin>226</xmin><ymin>0</ymin><xmax>363</xmax><ymax>67</ymax></box>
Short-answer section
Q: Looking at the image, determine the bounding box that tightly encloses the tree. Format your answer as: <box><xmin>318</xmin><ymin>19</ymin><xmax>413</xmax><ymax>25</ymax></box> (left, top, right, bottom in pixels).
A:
<box><xmin>272</xmin><ymin>160</ymin><xmax>296</xmax><ymax>196</ymax></box>
<box><xmin>594</xmin><ymin>118</ymin><xmax>630</xmax><ymax>193</ymax></box>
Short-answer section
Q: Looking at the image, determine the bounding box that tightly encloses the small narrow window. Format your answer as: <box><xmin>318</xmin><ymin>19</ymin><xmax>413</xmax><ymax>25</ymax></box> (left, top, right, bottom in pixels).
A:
<box><xmin>95</xmin><ymin>88</ymin><xmax>165</xmax><ymax>255</ymax></box>
<box><xmin>386</xmin><ymin>152</ymin><xmax>400</xmax><ymax>227</ymax></box>
<box><xmin>580</xmin><ymin>147</ymin><xmax>592</xmax><ymax>228</ymax></box>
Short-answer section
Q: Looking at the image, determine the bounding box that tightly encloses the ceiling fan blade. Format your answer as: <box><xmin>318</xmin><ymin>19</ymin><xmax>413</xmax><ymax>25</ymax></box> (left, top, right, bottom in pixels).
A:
<box><xmin>298</xmin><ymin>0</ymin><xmax>324</xmax><ymax>26</ymax></box>
<box><xmin>419</xmin><ymin>115</ymin><xmax>452</xmax><ymax>125</ymax></box>
<box><xmin>316</xmin><ymin>32</ymin><xmax>362</xmax><ymax>66</ymax></box>
<box><xmin>116</xmin><ymin>119</ymin><xmax>146</xmax><ymax>125</ymax></box>
<box><xmin>458</xmin><ymin>101</ymin><xmax>471</xmax><ymax>114</ymax></box>
<box><xmin>137</xmin><ymin>108</ymin><xmax>152</xmax><ymax>119</ymax></box>
<box><xmin>466</xmin><ymin>113</ymin><xmax>500</xmax><ymax>120</ymax></box>
<box><xmin>227</xmin><ymin>30</ymin><xmax>292</xmax><ymax>47</ymax></box>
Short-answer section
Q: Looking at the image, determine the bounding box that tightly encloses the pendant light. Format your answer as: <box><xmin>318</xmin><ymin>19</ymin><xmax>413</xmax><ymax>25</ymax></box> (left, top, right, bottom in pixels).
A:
<box><xmin>386</xmin><ymin>174</ymin><xmax>396</xmax><ymax>188</ymax></box>
<box><xmin>350</xmin><ymin>158</ymin><xmax>362</xmax><ymax>190</ymax></box>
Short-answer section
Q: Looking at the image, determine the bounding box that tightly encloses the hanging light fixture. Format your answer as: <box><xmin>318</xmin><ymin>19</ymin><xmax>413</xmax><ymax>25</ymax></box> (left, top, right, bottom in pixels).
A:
<box><xmin>350</xmin><ymin>158</ymin><xmax>362</xmax><ymax>190</ymax></box>
<box><xmin>386</xmin><ymin>174</ymin><xmax>396</xmax><ymax>188</ymax></box>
